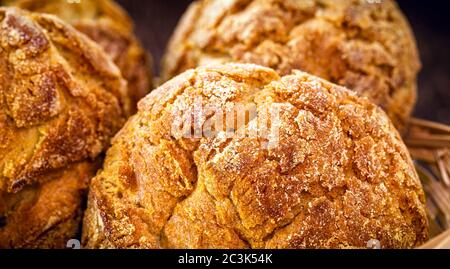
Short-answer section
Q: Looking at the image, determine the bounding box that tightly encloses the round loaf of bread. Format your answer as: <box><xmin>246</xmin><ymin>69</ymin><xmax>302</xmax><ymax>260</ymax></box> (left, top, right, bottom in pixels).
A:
<box><xmin>83</xmin><ymin>63</ymin><xmax>428</xmax><ymax>249</ymax></box>
<box><xmin>161</xmin><ymin>0</ymin><xmax>420</xmax><ymax>129</ymax></box>
<box><xmin>0</xmin><ymin>7</ymin><xmax>131</xmax><ymax>248</ymax></box>
<box><xmin>3</xmin><ymin>0</ymin><xmax>152</xmax><ymax>111</ymax></box>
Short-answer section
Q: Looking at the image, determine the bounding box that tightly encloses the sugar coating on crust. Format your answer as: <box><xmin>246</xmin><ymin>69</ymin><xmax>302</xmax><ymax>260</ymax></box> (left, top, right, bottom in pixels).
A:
<box><xmin>0</xmin><ymin>7</ymin><xmax>130</xmax><ymax>192</ymax></box>
<box><xmin>3</xmin><ymin>0</ymin><xmax>152</xmax><ymax>111</ymax></box>
<box><xmin>161</xmin><ymin>0</ymin><xmax>420</xmax><ymax>129</ymax></box>
<box><xmin>83</xmin><ymin>63</ymin><xmax>428</xmax><ymax>249</ymax></box>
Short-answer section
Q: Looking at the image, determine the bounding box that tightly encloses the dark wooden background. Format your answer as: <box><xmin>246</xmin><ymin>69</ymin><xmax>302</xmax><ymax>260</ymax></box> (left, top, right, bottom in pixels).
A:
<box><xmin>117</xmin><ymin>0</ymin><xmax>450</xmax><ymax>125</ymax></box>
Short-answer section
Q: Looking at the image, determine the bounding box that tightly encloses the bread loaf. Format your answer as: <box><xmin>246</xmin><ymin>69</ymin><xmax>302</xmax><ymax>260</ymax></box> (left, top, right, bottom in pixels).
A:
<box><xmin>161</xmin><ymin>0</ymin><xmax>420</xmax><ymax>129</ymax></box>
<box><xmin>0</xmin><ymin>7</ymin><xmax>131</xmax><ymax>248</ymax></box>
<box><xmin>3</xmin><ymin>0</ymin><xmax>152</xmax><ymax>111</ymax></box>
<box><xmin>83</xmin><ymin>63</ymin><xmax>428</xmax><ymax>249</ymax></box>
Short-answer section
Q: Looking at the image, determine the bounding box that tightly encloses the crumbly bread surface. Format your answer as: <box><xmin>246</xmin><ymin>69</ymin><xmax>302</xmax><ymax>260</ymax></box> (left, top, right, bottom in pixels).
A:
<box><xmin>83</xmin><ymin>63</ymin><xmax>428</xmax><ymax>249</ymax></box>
<box><xmin>3</xmin><ymin>0</ymin><xmax>152</xmax><ymax>110</ymax></box>
<box><xmin>0</xmin><ymin>7</ymin><xmax>130</xmax><ymax>248</ymax></box>
<box><xmin>0</xmin><ymin>7</ymin><xmax>130</xmax><ymax>192</ymax></box>
<box><xmin>161</xmin><ymin>0</ymin><xmax>420</xmax><ymax>129</ymax></box>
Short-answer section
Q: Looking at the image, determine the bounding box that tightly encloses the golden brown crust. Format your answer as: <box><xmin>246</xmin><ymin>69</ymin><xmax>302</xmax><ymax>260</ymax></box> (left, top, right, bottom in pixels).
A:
<box><xmin>0</xmin><ymin>161</ymin><xmax>98</xmax><ymax>249</ymax></box>
<box><xmin>3</xmin><ymin>0</ymin><xmax>152</xmax><ymax>110</ymax></box>
<box><xmin>83</xmin><ymin>63</ymin><xmax>428</xmax><ymax>249</ymax></box>
<box><xmin>161</xmin><ymin>0</ymin><xmax>420</xmax><ymax>129</ymax></box>
<box><xmin>0</xmin><ymin>7</ymin><xmax>130</xmax><ymax>193</ymax></box>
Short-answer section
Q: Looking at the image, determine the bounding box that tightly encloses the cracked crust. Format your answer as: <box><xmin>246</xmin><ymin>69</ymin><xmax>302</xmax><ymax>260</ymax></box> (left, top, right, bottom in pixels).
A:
<box><xmin>0</xmin><ymin>7</ymin><xmax>130</xmax><ymax>192</ymax></box>
<box><xmin>0</xmin><ymin>161</ymin><xmax>98</xmax><ymax>248</ymax></box>
<box><xmin>0</xmin><ymin>7</ymin><xmax>131</xmax><ymax>248</ymax></box>
<box><xmin>83</xmin><ymin>63</ymin><xmax>428</xmax><ymax>249</ymax></box>
<box><xmin>161</xmin><ymin>0</ymin><xmax>420</xmax><ymax>129</ymax></box>
<box><xmin>3</xmin><ymin>0</ymin><xmax>152</xmax><ymax>111</ymax></box>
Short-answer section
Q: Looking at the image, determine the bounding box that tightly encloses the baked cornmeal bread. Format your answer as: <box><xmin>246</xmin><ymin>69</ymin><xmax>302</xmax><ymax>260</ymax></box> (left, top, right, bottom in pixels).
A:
<box><xmin>161</xmin><ymin>0</ymin><xmax>420</xmax><ymax>129</ymax></box>
<box><xmin>0</xmin><ymin>7</ymin><xmax>131</xmax><ymax>248</ymax></box>
<box><xmin>83</xmin><ymin>63</ymin><xmax>428</xmax><ymax>249</ymax></box>
<box><xmin>2</xmin><ymin>0</ymin><xmax>152</xmax><ymax>111</ymax></box>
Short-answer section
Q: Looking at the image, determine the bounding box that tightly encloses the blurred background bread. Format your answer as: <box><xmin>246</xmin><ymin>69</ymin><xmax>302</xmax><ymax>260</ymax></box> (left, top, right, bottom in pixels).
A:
<box><xmin>3</xmin><ymin>0</ymin><xmax>153</xmax><ymax>112</ymax></box>
<box><xmin>0</xmin><ymin>7</ymin><xmax>132</xmax><ymax>248</ymax></box>
<box><xmin>82</xmin><ymin>63</ymin><xmax>428</xmax><ymax>249</ymax></box>
<box><xmin>160</xmin><ymin>0</ymin><xmax>420</xmax><ymax>130</ymax></box>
